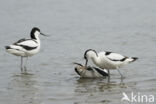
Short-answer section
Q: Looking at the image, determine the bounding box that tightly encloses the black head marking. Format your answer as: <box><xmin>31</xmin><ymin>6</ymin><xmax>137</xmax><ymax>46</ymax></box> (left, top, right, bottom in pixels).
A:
<box><xmin>30</xmin><ymin>27</ymin><xmax>40</xmax><ymax>39</ymax></box>
<box><xmin>75</xmin><ymin>68</ymin><xmax>81</xmax><ymax>76</ymax></box>
<box><xmin>84</xmin><ymin>49</ymin><xmax>98</xmax><ymax>59</ymax></box>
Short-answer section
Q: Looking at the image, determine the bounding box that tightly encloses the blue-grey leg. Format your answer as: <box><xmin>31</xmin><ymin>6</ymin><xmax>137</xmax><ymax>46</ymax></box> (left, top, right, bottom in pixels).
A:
<box><xmin>117</xmin><ymin>69</ymin><xmax>123</xmax><ymax>78</ymax></box>
<box><xmin>21</xmin><ymin>56</ymin><xmax>23</xmax><ymax>72</ymax></box>
<box><xmin>107</xmin><ymin>69</ymin><xmax>110</xmax><ymax>77</ymax></box>
<box><xmin>24</xmin><ymin>56</ymin><xmax>28</xmax><ymax>72</ymax></box>
<box><xmin>107</xmin><ymin>69</ymin><xmax>110</xmax><ymax>82</ymax></box>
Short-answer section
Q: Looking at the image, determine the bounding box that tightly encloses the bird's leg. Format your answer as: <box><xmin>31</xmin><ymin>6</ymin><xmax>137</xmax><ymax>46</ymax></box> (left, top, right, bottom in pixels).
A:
<box><xmin>21</xmin><ymin>56</ymin><xmax>23</xmax><ymax>72</ymax></box>
<box><xmin>117</xmin><ymin>69</ymin><xmax>123</xmax><ymax>78</ymax></box>
<box><xmin>107</xmin><ymin>69</ymin><xmax>110</xmax><ymax>82</ymax></box>
<box><xmin>107</xmin><ymin>69</ymin><xmax>110</xmax><ymax>77</ymax></box>
<box><xmin>24</xmin><ymin>56</ymin><xmax>28</xmax><ymax>72</ymax></box>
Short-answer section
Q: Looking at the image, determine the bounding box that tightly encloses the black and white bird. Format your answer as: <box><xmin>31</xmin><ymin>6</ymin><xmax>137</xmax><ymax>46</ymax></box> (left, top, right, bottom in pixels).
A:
<box><xmin>5</xmin><ymin>27</ymin><xmax>47</xmax><ymax>72</ymax></box>
<box><xmin>74</xmin><ymin>63</ymin><xmax>108</xmax><ymax>78</ymax></box>
<box><xmin>84</xmin><ymin>49</ymin><xmax>138</xmax><ymax>78</ymax></box>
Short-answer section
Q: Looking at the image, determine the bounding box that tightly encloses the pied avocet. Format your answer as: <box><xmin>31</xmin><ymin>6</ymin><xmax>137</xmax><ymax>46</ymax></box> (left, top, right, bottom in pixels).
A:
<box><xmin>74</xmin><ymin>63</ymin><xmax>108</xmax><ymax>78</ymax></box>
<box><xmin>5</xmin><ymin>27</ymin><xmax>47</xmax><ymax>72</ymax></box>
<box><xmin>84</xmin><ymin>49</ymin><xmax>138</xmax><ymax>78</ymax></box>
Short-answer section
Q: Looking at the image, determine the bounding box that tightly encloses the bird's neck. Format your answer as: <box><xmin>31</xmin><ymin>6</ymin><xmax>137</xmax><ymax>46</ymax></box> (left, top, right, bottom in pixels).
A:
<box><xmin>31</xmin><ymin>31</ymin><xmax>40</xmax><ymax>39</ymax></box>
<box><xmin>34</xmin><ymin>34</ymin><xmax>40</xmax><ymax>44</ymax></box>
<box><xmin>36</xmin><ymin>37</ymin><xmax>40</xmax><ymax>44</ymax></box>
<box><xmin>91</xmin><ymin>55</ymin><xmax>100</xmax><ymax>65</ymax></box>
<box><xmin>31</xmin><ymin>32</ymin><xmax>40</xmax><ymax>43</ymax></box>
<box><xmin>35</xmin><ymin>34</ymin><xmax>40</xmax><ymax>41</ymax></box>
<box><xmin>88</xmin><ymin>52</ymin><xmax>99</xmax><ymax>64</ymax></box>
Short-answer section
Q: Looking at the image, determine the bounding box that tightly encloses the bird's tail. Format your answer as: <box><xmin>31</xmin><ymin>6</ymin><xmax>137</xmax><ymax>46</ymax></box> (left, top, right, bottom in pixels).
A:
<box><xmin>127</xmin><ymin>57</ymin><xmax>138</xmax><ymax>63</ymax></box>
<box><xmin>5</xmin><ymin>45</ymin><xmax>24</xmax><ymax>56</ymax></box>
<box><xmin>5</xmin><ymin>46</ymin><xmax>11</xmax><ymax>50</ymax></box>
<box><xmin>131</xmin><ymin>57</ymin><xmax>138</xmax><ymax>62</ymax></box>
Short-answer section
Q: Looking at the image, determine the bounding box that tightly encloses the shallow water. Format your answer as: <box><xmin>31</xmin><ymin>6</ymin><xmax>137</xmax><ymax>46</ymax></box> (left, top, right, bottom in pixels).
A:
<box><xmin>0</xmin><ymin>0</ymin><xmax>156</xmax><ymax>104</ymax></box>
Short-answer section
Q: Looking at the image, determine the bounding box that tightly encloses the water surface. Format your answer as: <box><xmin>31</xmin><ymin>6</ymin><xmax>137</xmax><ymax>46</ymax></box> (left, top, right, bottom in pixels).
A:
<box><xmin>0</xmin><ymin>0</ymin><xmax>156</xmax><ymax>104</ymax></box>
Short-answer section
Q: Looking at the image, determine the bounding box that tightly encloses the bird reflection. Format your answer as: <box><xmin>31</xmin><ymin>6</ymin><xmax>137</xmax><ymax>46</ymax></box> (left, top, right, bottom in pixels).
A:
<box><xmin>8</xmin><ymin>73</ymin><xmax>43</xmax><ymax>104</ymax></box>
<box><xmin>73</xmin><ymin>77</ymin><xmax>131</xmax><ymax>104</ymax></box>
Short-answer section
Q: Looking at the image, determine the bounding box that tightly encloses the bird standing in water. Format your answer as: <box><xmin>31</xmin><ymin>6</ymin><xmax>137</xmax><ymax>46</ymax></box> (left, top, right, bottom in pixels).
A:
<box><xmin>5</xmin><ymin>27</ymin><xmax>47</xmax><ymax>72</ymax></box>
<box><xmin>84</xmin><ymin>49</ymin><xmax>138</xmax><ymax>78</ymax></box>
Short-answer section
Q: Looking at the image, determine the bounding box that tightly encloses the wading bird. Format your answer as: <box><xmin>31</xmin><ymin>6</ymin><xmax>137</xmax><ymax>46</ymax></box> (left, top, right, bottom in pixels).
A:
<box><xmin>5</xmin><ymin>27</ymin><xmax>47</xmax><ymax>72</ymax></box>
<box><xmin>84</xmin><ymin>49</ymin><xmax>138</xmax><ymax>78</ymax></box>
<box><xmin>74</xmin><ymin>62</ymin><xmax>108</xmax><ymax>78</ymax></box>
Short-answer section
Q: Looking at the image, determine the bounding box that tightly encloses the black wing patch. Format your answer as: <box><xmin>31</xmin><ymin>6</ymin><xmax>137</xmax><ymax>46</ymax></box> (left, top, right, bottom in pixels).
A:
<box><xmin>105</xmin><ymin>51</ymin><xmax>112</xmax><ymax>55</ymax></box>
<box><xmin>107</xmin><ymin>57</ymin><xmax>127</xmax><ymax>62</ymax></box>
<box><xmin>14</xmin><ymin>38</ymin><xmax>28</xmax><ymax>45</ymax></box>
<box><xmin>93</xmin><ymin>67</ymin><xmax>108</xmax><ymax>76</ymax></box>
<box><xmin>120</xmin><ymin>57</ymin><xmax>128</xmax><ymax>61</ymax></box>
<box><xmin>14</xmin><ymin>38</ymin><xmax>37</xmax><ymax>45</ymax></box>
<box><xmin>19</xmin><ymin>45</ymin><xmax>37</xmax><ymax>50</ymax></box>
<box><xmin>86</xmin><ymin>66</ymin><xmax>93</xmax><ymax>71</ymax></box>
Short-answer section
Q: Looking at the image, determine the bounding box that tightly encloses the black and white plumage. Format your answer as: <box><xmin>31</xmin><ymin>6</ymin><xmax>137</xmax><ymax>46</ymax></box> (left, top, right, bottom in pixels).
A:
<box><xmin>5</xmin><ymin>27</ymin><xmax>47</xmax><ymax>72</ymax></box>
<box><xmin>84</xmin><ymin>49</ymin><xmax>138</xmax><ymax>77</ymax></box>
<box><xmin>74</xmin><ymin>63</ymin><xmax>108</xmax><ymax>78</ymax></box>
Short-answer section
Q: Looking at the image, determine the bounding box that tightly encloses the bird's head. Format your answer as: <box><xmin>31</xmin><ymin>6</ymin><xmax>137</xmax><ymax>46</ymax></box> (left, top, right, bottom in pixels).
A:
<box><xmin>84</xmin><ymin>49</ymin><xmax>98</xmax><ymax>67</ymax></box>
<box><xmin>30</xmin><ymin>27</ymin><xmax>48</xmax><ymax>39</ymax></box>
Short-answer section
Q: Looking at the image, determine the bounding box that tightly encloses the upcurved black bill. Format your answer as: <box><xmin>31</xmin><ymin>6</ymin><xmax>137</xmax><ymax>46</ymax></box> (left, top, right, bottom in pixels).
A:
<box><xmin>85</xmin><ymin>59</ymin><xmax>88</xmax><ymax>67</ymax></box>
<box><xmin>40</xmin><ymin>33</ymin><xmax>48</xmax><ymax>36</ymax></box>
<box><xmin>73</xmin><ymin>62</ymin><xmax>83</xmax><ymax>67</ymax></box>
